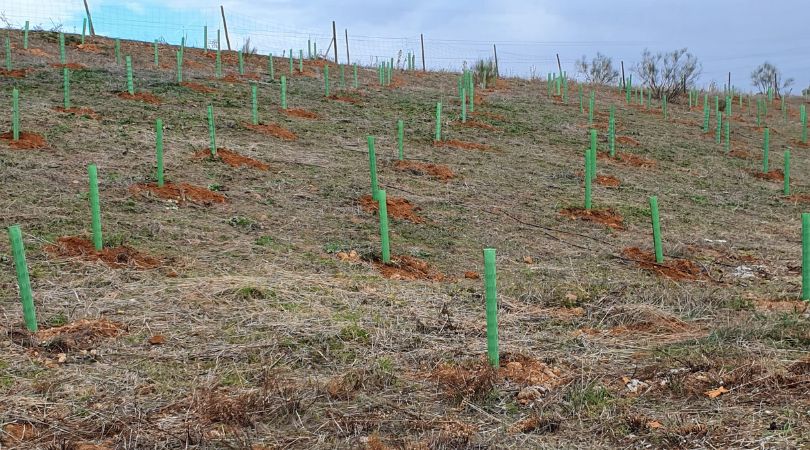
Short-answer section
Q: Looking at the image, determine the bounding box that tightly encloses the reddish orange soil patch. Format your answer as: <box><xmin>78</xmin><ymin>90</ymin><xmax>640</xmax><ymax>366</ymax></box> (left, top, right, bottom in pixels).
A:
<box><xmin>729</xmin><ymin>148</ymin><xmax>752</xmax><ymax>159</ymax></box>
<box><xmin>596</xmin><ymin>174</ymin><xmax>621</xmax><ymax>187</ymax></box>
<box><xmin>130</xmin><ymin>182</ymin><xmax>226</xmax><ymax>205</ymax></box>
<box><xmin>359</xmin><ymin>194</ymin><xmax>424</xmax><ymax>223</ymax></box>
<box><xmin>0</xmin><ymin>131</ymin><xmax>47</xmax><ymax>149</ymax></box>
<box><xmin>117</xmin><ymin>92</ymin><xmax>161</xmax><ymax>105</ymax></box>
<box><xmin>241</xmin><ymin>72</ymin><xmax>260</xmax><ymax>80</ymax></box>
<box><xmin>453</xmin><ymin>120</ymin><xmax>500</xmax><ymax>131</ymax></box>
<box><xmin>375</xmin><ymin>255</ymin><xmax>445</xmax><ymax>281</ymax></box>
<box><xmin>195</xmin><ymin>148</ymin><xmax>269</xmax><ymax>170</ymax></box>
<box><xmin>621</xmin><ymin>247</ymin><xmax>705</xmax><ymax>281</ymax></box>
<box><xmin>76</xmin><ymin>43</ymin><xmax>102</xmax><ymax>53</ymax></box>
<box><xmin>245</xmin><ymin>123</ymin><xmax>297</xmax><ymax>141</ymax></box>
<box><xmin>34</xmin><ymin>318</ymin><xmax>124</xmax><ymax>351</ymax></box>
<box><xmin>49</xmin><ymin>63</ymin><xmax>85</xmax><ymax>70</ymax></box>
<box><xmin>560</xmin><ymin>207</ymin><xmax>623</xmax><ymax>230</ymax></box>
<box><xmin>784</xmin><ymin>194</ymin><xmax>810</xmax><ymax>205</ymax></box>
<box><xmin>281</xmin><ymin>108</ymin><xmax>319</xmax><ymax>119</ymax></box>
<box><xmin>790</xmin><ymin>139</ymin><xmax>810</xmax><ymax>149</ymax></box>
<box><xmin>616</xmin><ymin>136</ymin><xmax>640</xmax><ymax>147</ymax></box>
<box><xmin>599</xmin><ymin>151</ymin><xmax>656</xmax><ymax>168</ymax></box>
<box><xmin>180</xmin><ymin>81</ymin><xmax>217</xmax><ymax>93</ymax></box>
<box><xmin>44</xmin><ymin>236</ymin><xmax>161</xmax><ymax>269</ymax></box>
<box><xmin>464</xmin><ymin>271</ymin><xmax>480</xmax><ymax>279</ymax></box>
<box><xmin>499</xmin><ymin>353</ymin><xmax>565</xmax><ymax>387</ymax></box>
<box><xmin>749</xmin><ymin>169</ymin><xmax>784</xmax><ymax>182</ymax></box>
<box><xmin>2</xmin><ymin>423</ymin><xmax>37</xmax><ymax>445</ymax></box>
<box><xmin>434</xmin><ymin>139</ymin><xmax>491</xmax><ymax>151</ymax></box>
<box><xmin>53</xmin><ymin>106</ymin><xmax>99</xmax><ymax>119</ymax></box>
<box><xmin>394</xmin><ymin>160</ymin><xmax>455</xmax><ymax>181</ymax></box>
<box><xmin>472</xmin><ymin>111</ymin><xmax>507</xmax><ymax>121</ymax></box>
<box><xmin>220</xmin><ymin>73</ymin><xmax>245</xmax><ymax>83</ymax></box>
<box><xmin>25</xmin><ymin>48</ymin><xmax>49</xmax><ymax>57</ymax></box>
<box><xmin>327</xmin><ymin>94</ymin><xmax>361</xmax><ymax>104</ymax></box>
<box><xmin>0</xmin><ymin>68</ymin><xmax>27</xmax><ymax>78</ymax></box>
<box><xmin>755</xmin><ymin>299</ymin><xmax>808</xmax><ymax>314</ymax></box>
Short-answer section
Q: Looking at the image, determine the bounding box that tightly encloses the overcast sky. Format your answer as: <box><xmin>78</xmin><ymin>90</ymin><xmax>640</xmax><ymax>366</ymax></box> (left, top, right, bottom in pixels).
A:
<box><xmin>4</xmin><ymin>0</ymin><xmax>808</xmax><ymax>92</ymax></box>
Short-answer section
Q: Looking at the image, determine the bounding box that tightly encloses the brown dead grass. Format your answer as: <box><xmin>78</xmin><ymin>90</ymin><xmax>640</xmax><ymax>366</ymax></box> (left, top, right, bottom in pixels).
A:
<box><xmin>434</xmin><ymin>139</ymin><xmax>491</xmax><ymax>151</ymax></box>
<box><xmin>34</xmin><ymin>319</ymin><xmax>125</xmax><ymax>351</ymax></box>
<box><xmin>44</xmin><ymin>236</ymin><xmax>161</xmax><ymax>269</ymax></box>
<box><xmin>180</xmin><ymin>81</ymin><xmax>217</xmax><ymax>93</ymax></box>
<box><xmin>599</xmin><ymin>151</ymin><xmax>656</xmax><ymax>168</ymax></box>
<box><xmin>616</xmin><ymin>136</ymin><xmax>641</xmax><ymax>147</ymax></box>
<box><xmin>195</xmin><ymin>148</ymin><xmax>270</xmax><ymax>171</ymax></box>
<box><xmin>749</xmin><ymin>169</ymin><xmax>784</xmax><ymax>182</ymax></box>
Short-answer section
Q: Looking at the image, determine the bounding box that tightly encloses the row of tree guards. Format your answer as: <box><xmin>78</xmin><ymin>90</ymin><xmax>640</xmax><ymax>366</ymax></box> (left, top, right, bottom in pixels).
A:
<box><xmin>3</xmin><ymin>27</ymin><xmax>809</xmax><ymax>372</ymax></box>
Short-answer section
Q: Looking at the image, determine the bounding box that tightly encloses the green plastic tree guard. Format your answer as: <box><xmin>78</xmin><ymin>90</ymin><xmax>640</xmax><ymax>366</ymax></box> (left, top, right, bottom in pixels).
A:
<box><xmin>207</xmin><ymin>105</ymin><xmax>217</xmax><ymax>156</ymax></box>
<box><xmin>483</xmin><ymin>248</ymin><xmax>499</xmax><ymax>367</ymax></box>
<box><xmin>650</xmin><ymin>196</ymin><xmax>663</xmax><ymax>264</ymax></box>
<box><xmin>435</xmin><ymin>102</ymin><xmax>442</xmax><ymax>142</ymax></box>
<box><xmin>378</xmin><ymin>190</ymin><xmax>391</xmax><ymax>264</ymax></box>
<box><xmin>397</xmin><ymin>120</ymin><xmax>404</xmax><ymax>160</ymax></box>
<box><xmin>156</xmin><ymin>119</ymin><xmax>164</xmax><ymax>187</ymax></box>
<box><xmin>8</xmin><ymin>225</ymin><xmax>37</xmax><ymax>332</ymax></box>
<box><xmin>367</xmin><ymin>136</ymin><xmax>379</xmax><ymax>200</ymax></box>
<box><xmin>88</xmin><ymin>164</ymin><xmax>103</xmax><ymax>251</ymax></box>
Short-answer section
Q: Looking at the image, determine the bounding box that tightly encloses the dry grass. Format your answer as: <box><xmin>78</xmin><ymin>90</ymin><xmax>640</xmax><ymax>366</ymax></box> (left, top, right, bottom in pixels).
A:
<box><xmin>0</xmin><ymin>31</ymin><xmax>808</xmax><ymax>449</ymax></box>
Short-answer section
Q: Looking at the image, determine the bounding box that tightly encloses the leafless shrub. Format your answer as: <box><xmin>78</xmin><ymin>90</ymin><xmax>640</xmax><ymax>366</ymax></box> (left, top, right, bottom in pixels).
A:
<box><xmin>240</xmin><ymin>37</ymin><xmax>257</xmax><ymax>55</ymax></box>
<box><xmin>751</xmin><ymin>62</ymin><xmax>793</xmax><ymax>96</ymax></box>
<box><xmin>575</xmin><ymin>52</ymin><xmax>619</xmax><ymax>85</ymax></box>
<box><xmin>634</xmin><ymin>48</ymin><xmax>701</xmax><ymax>100</ymax></box>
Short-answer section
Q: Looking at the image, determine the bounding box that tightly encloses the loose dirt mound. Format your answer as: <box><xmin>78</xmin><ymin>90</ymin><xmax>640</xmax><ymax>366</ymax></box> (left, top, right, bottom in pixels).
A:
<box><xmin>245</xmin><ymin>123</ymin><xmax>298</xmax><ymax>141</ymax></box>
<box><xmin>1</xmin><ymin>131</ymin><xmax>47</xmax><ymax>149</ymax></box>
<box><xmin>359</xmin><ymin>195</ymin><xmax>424</xmax><ymax>223</ymax></box>
<box><xmin>34</xmin><ymin>319</ymin><xmax>124</xmax><ymax>351</ymax></box>
<box><xmin>26</xmin><ymin>48</ymin><xmax>50</xmax><ymax>57</ymax></box>
<box><xmin>375</xmin><ymin>255</ymin><xmax>445</xmax><ymax>281</ymax></box>
<box><xmin>129</xmin><ymin>182</ymin><xmax>227</xmax><ymax>205</ymax></box>
<box><xmin>0</xmin><ymin>68</ymin><xmax>28</xmax><ymax>78</ymax></box>
<box><xmin>328</xmin><ymin>94</ymin><xmax>362</xmax><ymax>104</ymax></box>
<box><xmin>621</xmin><ymin>247</ymin><xmax>705</xmax><ymax>281</ymax></box>
<box><xmin>596</xmin><ymin>175</ymin><xmax>621</xmax><ymax>187</ymax></box>
<box><xmin>53</xmin><ymin>106</ymin><xmax>100</xmax><ymax>119</ymax></box>
<box><xmin>45</xmin><ymin>236</ymin><xmax>161</xmax><ymax>269</ymax></box>
<box><xmin>616</xmin><ymin>136</ymin><xmax>641</xmax><ymax>147</ymax></box>
<box><xmin>729</xmin><ymin>148</ymin><xmax>752</xmax><ymax>159</ymax></box>
<box><xmin>49</xmin><ymin>63</ymin><xmax>85</xmax><ymax>70</ymax></box>
<box><xmin>117</xmin><ymin>92</ymin><xmax>161</xmax><ymax>104</ymax></box>
<box><xmin>434</xmin><ymin>139</ymin><xmax>491</xmax><ymax>151</ymax></box>
<box><xmin>76</xmin><ymin>44</ymin><xmax>102</xmax><ymax>53</ymax></box>
<box><xmin>560</xmin><ymin>207</ymin><xmax>623</xmax><ymax>230</ymax></box>
<box><xmin>453</xmin><ymin>120</ymin><xmax>500</xmax><ymax>131</ymax></box>
<box><xmin>790</xmin><ymin>139</ymin><xmax>809</xmax><ymax>149</ymax></box>
<box><xmin>281</xmin><ymin>108</ymin><xmax>319</xmax><ymax>119</ymax></box>
<box><xmin>394</xmin><ymin>160</ymin><xmax>455</xmax><ymax>181</ymax></box>
<box><xmin>749</xmin><ymin>169</ymin><xmax>784</xmax><ymax>182</ymax></box>
<box><xmin>180</xmin><ymin>81</ymin><xmax>217</xmax><ymax>93</ymax></box>
<box><xmin>195</xmin><ymin>148</ymin><xmax>270</xmax><ymax>170</ymax></box>
<box><xmin>499</xmin><ymin>353</ymin><xmax>565</xmax><ymax>387</ymax></box>
<box><xmin>755</xmin><ymin>299</ymin><xmax>808</xmax><ymax>314</ymax></box>
<box><xmin>599</xmin><ymin>152</ymin><xmax>656</xmax><ymax>168</ymax></box>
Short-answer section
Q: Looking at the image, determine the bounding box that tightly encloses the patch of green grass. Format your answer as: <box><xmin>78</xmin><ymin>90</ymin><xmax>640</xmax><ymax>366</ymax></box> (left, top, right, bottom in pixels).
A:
<box><xmin>564</xmin><ymin>380</ymin><xmax>612</xmax><ymax>414</ymax></box>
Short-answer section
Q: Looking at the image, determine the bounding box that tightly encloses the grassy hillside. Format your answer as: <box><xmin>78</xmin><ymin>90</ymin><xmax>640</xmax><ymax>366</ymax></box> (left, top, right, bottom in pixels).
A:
<box><xmin>1</xmin><ymin>30</ymin><xmax>809</xmax><ymax>449</ymax></box>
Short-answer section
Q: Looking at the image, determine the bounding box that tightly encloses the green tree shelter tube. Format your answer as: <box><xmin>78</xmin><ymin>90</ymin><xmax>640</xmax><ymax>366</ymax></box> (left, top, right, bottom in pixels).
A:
<box><xmin>483</xmin><ymin>248</ymin><xmax>499</xmax><ymax>368</ymax></box>
<box><xmin>803</xmin><ymin>213</ymin><xmax>810</xmax><ymax>301</ymax></box>
<box><xmin>324</xmin><ymin>65</ymin><xmax>330</xmax><ymax>97</ymax></box>
<box><xmin>367</xmin><ymin>136</ymin><xmax>380</xmax><ymax>200</ymax></box>
<box><xmin>59</xmin><ymin>33</ymin><xmax>66</xmax><ymax>65</ymax></box>
<box><xmin>8</xmin><ymin>225</ymin><xmax>37</xmax><ymax>332</ymax></box>
<box><xmin>251</xmin><ymin>83</ymin><xmax>258</xmax><ymax>125</ymax></box>
<box><xmin>650</xmin><ymin>196</ymin><xmax>663</xmax><ymax>264</ymax></box>
<box><xmin>63</xmin><ymin>68</ymin><xmax>70</xmax><ymax>109</ymax></box>
<box><xmin>12</xmin><ymin>87</ymin><xmax>19</xmax><ymax>141</ymax></box>
<box><xmin>784</xmin><ymin>149</ymin><xmax>790</xmax><ymax>196</ymax></box>
<box><xmin>207</xmin><ymin>105</ymin><xmax>217</xmax><ymax>157</ymax></box>
<box><xmin>126</xmin><ymin>56</ymin><xmax>134</xmax><ymax>95</ymax></box>
<box><xmin>584</xmin><ymin>149</ymin><xmax>592</xmax><ymax>210</ymax></box>
<box><xmin>156</xmin><ymin>119</ymin><xmax>164</xmax><ymax>187</ymax></box>
<box><xmin>435</xmin><ymin>102</ymin><xmax>442</xmax><ymax>142</ymax></box>
<box><xmin>378</xmin><ymin>190</ymin><xmax>391</xmax><ymax>264</ymax></box>
<box><xmin>280</xmin><ymin>76</ymin><xmax>287</xmax><ymax>109</ymax></box>
<box><xmin>763</xmin><ymin>128</ymin><xmax>770</xmax><ymax>173</ymax></box>
<box><xmin>23</xmin><ymin>21</ymin><xmax>29</xmax><ymax>49</ymax></box>
<box><xmin>397</xmin><ymin>120</ymin><xmax>404</xmax><ymax>160</ymax></box>
<box><xmin>268</xmin><ymin>53</ymin><xmax>274</xmax><ymax>80</ymax></box>
<box><xmin>88</xmin><ymin>164</ymin><xmax>103</xmax><ymax>251</ymax></box>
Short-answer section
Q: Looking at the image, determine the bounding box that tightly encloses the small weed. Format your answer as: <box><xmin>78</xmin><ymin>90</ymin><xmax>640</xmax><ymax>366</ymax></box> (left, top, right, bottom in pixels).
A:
<box><xmin>564</xmin><ymin>380</ymin><xmax>612</xmax><ymax>413</ymax></box>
